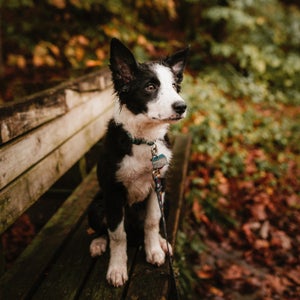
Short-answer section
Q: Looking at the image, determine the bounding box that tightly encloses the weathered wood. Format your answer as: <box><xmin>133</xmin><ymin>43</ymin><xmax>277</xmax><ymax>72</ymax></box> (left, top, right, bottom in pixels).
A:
<box><xmin>0</xmin><ymin>104</ymin><xmax>113</xmax><ymax>234</ymax></box>
<box><xmin>0</xmin><ymin>167</ymin><xmax>100</xmax><ymax>299</ymax></box>
<box><xmin>31</xmin><ymin>218</ymin><xmax>94</xmax><ymax>300</ymax></box>
<box><xmin>0</xmin><ymin>91</ymin><xmax>67</xmax><ymax>145</ymax></box>
<box><xmin>125</xmin><ymin>250</ymin><xmax>170</xmax><ymax>300</ymax></box>
<box><xmin>79</xmin><ymin>247</ymin><xmax>138</xmax><ymax>300</ymax></box>
<box><xmin>0</xmin><ymin>86</ymin><xmax>114</xmax><ymax>191</ymax></box>
<box><xmin>165</xmin><ymin>134</ymin><xmax>192</xmax><ymax>246</ymax></box>
<box><xmin>0</xmin><ymin>68</ymin><xmax>111</xmax><ymax>144</ymax></box>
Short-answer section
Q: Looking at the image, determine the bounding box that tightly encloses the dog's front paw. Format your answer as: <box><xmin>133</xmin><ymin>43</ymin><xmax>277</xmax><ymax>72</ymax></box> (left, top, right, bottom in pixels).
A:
<box><xmin>90</xmin><ymin>236</ymin><xmax>107</xmax><ymax>257</ymax></box>
<box><xmin>146</xmin><ymin>246</ymin><xmax>166</xmax><ymax>266</ymax></box>
<box><xmin>159</xmin><ymin>235</ymin><xmax>173</xmax><ymax>256</ymax></box>
<box><xmin>107</xmin><ymin>265</ymin><xmax>128</xmax><ymax>287</ymax></box>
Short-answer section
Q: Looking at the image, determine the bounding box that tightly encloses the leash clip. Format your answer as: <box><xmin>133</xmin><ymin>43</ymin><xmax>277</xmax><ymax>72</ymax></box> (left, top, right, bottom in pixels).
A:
<box><xmin>151</xmin><ymin>143</ymin><xmax>168</xmax><ymax>171</ymax></box>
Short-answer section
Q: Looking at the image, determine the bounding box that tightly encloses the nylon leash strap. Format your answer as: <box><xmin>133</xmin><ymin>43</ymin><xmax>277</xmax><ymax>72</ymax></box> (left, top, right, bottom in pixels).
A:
<box><xmin>151</xmin><ymin>144</ymin><xmax>180</xmax><ymax>300</ymax></box>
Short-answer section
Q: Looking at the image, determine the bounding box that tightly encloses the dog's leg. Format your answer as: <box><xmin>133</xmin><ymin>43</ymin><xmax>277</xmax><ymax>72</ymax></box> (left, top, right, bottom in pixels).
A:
<box><xmin>105</xmin><ymin>186</ymin><xmax>128</xmax><ymax>287</ymax></box>
<box><xmin>144</xmin><ymin>191</ymin><xmax>172</xmax><ymax>266</ymax></box>
<box><xmin>107</xmin><ymin>217</ymin><xmax>128</xmax><ymax>287</ymax></box>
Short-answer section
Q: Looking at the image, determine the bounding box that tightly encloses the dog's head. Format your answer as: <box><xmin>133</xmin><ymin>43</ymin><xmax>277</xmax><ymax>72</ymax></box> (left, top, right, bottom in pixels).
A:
<box><xmin>109</xmin><ymin>38</ymin><xmax>189</xmax><ymax>123</ymax></box>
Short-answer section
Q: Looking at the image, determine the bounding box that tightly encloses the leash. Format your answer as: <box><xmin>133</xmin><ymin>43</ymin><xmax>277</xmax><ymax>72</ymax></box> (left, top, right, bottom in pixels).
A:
<box><xmin>151</xmin><ymin>144</ymin><xmax>180</xmax><ymax>300</ymax></box>
<box><xmin>125</xmin><ymin>131</ymin><xmax>180</xmax><ymax>299</ymax></box>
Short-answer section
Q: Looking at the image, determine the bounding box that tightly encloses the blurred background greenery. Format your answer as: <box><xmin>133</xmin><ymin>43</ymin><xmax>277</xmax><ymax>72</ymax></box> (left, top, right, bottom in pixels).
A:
<box><xmin>1</xmin><ymin>0</ymin><xmax>299</xmax><ymax>299</ymax></box>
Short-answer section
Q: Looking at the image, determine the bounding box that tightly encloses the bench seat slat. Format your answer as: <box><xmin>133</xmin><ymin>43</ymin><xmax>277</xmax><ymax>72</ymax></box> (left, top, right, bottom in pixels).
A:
<box><xmin>79</xmin><ymin>247</ymin><xmax>138</xmax><ymax>300</ymax></box>
<box><xmin>31</xmin><ymin>218</ymin><xmax>94</xmax><ymax>300</ymax></box>
<box><xmin>0</xmin><ymin>167</ymin><xmax>100</xmax><ymax>299</ymax></box>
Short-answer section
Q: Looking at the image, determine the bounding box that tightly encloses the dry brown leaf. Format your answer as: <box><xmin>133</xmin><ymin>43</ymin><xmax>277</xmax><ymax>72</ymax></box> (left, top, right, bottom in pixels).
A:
<box><xmin>286</xmin><ymin>269</ymin><xmax>300</xmax><ymax>285</ymax></box>
<box><xmin>208</xmin><ymin>285</ymin><xmax>224</xmax><ymax>297</ymax></box>
<box><xmin>195</xmin><ymin>264</ymin><xmax>215</xmax><ymax>279</ymax></box>
<box><xmin>242</xmin><ymin>223</ymin><xmax>255</xmax><ymax>243</ymax></box>
<box><xmin>270</xmin><ymin>230</ymin><xmax>292</xmax><ymax>249</ymax></box>
<box><xmin>260</xmin><ymin>220</ymin><xmax>270</xmax><ymax>239</ymax></box>
<box><xmin>250</xmin><ymin>203</ymin><xmax>267</xmax><ymax>221</ymax></box>
<box><xmin>222</xmin><ymin>264</ymin><xmax>244</xmax><ymax>280</ymax></box>
<box><xmin>192</xmin><ymin>201</ymin><xmax>203</xmax><ymax>222</ymax></box>
<box><xmin>254</xmin><ymin>239</ymin><xmax>269</xmax><ymax>249</ymax></box>
<box><xmin>265</xmin><ymin>274</ymin><xmax>286</xmax><ymax>295</ymax></box>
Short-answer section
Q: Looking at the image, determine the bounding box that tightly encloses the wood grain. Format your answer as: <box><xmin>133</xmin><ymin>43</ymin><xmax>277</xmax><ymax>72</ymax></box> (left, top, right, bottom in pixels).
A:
<box><xmin>0</xmin><ymin>87</ymin><xmax>113</xmax><ymax>191</ymax></box>
<box><xmin>0</xmin><ymin>103</ymin><xmax>113</xmax><ymax>234</ymax></box>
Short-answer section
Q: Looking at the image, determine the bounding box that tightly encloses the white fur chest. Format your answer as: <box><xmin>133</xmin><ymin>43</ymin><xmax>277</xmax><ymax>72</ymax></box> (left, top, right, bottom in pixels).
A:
<box><xmin>116</xmin><ymin>140</ymin><xmax>172</xmax><ymax>206</ymax></box>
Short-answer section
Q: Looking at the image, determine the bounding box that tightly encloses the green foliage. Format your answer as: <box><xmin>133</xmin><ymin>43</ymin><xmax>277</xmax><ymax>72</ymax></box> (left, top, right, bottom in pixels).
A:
<box><xmin>175</xmin><ymin>229</ymin><xmax>205</xmax><ymax>299</ymax></box>
<box><xmin>197</xmin><ymin>0</ymin><xmax>300</xmax><ymax>105</ymax></box>
<box><xmin>0</xmin><ymin>0</ymin><xmax>34</xmax><ymax>8</ymax></box>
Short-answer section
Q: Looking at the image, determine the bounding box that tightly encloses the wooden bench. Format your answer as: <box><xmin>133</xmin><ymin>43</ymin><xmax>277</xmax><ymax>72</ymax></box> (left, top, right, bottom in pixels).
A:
<box><xmin>0</xmin><ymin>68</ymin><xmax>191</xmax><ymax>299</ymax></box>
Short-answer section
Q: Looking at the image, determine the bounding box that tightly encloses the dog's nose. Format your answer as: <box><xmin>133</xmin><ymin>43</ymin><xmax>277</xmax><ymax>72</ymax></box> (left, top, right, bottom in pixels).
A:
<box><xmin>172</xmin><ymin>101</ymin><xmax>187</xmax><ymax>115</ymax></box>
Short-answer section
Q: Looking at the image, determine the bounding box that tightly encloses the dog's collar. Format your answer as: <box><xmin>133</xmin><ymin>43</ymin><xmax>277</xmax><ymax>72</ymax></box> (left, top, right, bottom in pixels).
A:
<box><xmin>126</xmin><ymin>131</ymin><xmax>155</xmax><ymax>146</ymax></box>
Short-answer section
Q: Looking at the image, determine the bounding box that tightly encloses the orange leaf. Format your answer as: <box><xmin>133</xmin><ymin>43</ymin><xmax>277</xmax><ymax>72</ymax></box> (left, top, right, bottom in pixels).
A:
<box><xmin>222</xmin><ymin>264</ymin><xmax>244</xmax><ymax>280</ymax></box>
<box><xmin>208</xmin><ymin>286</ymin><xmax>224</xmax><ymax>296</ymax></box>
<box><xmin>192</xmin><ymin>201</ymin><xmax>203</xmax><ymax>222</ymax></box>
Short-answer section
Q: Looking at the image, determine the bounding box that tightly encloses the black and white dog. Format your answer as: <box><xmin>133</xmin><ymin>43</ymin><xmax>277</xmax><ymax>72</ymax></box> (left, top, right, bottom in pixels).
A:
<box><xmin>88</xmin><ymin>38</ymin><xmax>189</xmax><ymax>287</ymax></box>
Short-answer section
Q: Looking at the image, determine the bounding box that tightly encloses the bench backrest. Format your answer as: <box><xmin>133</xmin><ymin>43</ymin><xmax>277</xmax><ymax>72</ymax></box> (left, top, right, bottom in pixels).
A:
<box><xmin>0</xmin><ymin>69</ymin><xmax>114</xmax><ymax>234</ymax></box>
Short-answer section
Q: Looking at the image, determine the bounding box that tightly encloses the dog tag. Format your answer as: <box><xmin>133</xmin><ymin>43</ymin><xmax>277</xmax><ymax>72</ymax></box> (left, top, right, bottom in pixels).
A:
<box><xmin>152</xmin><ymin>154</ymin><xmax>168</xmax><ymax>170</ymax></box>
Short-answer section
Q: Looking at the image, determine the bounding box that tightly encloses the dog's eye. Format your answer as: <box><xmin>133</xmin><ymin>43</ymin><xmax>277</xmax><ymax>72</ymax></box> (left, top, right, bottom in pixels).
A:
<box><xmin>145</xmin><ymin>83</ymin><xmax>156</xmax><ymax>92</ymax></box>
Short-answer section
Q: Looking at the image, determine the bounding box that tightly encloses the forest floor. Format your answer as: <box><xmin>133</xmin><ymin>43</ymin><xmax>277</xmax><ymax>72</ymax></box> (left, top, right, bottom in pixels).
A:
<box><xmin>177</xmin><ymin>75</ymin><xmax>300</xmax><ymax>300</ymax></box>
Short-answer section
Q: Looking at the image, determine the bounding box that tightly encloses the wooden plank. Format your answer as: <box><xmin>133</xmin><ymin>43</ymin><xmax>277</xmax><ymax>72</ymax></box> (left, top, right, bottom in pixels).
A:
<box><xmin>125</xmin><ymin>134</ymin><xmax>191</xmax><ymax>299</ymax></box>
<box><xmin>31</xmin><ymin>218</ymin><xmax>94</xmax><ymax>300</ymax></box>
<box><xmin>0</xmin><ymin>86</ymin><xmax>114</xmax><ymax>191</ymax></box>
<box><xmin>125</xmin><ymin>251</ymin><xmax>170</xmax><ymax>300</ymax></box>
<box><xmin>0</xmin><ymin>167</ymin><xmax>100</xmax><ymax>300</ymax></box>
<box><xmin>0</xmin><ymin>68</ymin><xmax>111</xmax><ymax>144</ymax></box>
<box><xmin>79</xmin><ymin>247</ymin><xmax>138</xmax><ymax>300</ymax></box>
<box><xmin>0</xmin><ymin>105</ymin><xmax>113</xmax><ymax>234</ymax></box>
<box><xmin>165</xmin><ymin>134</ymin><xmax>192</xmax><ymax>246</ymax></box>
<box><xmin>0</xmin><ymin>91</ymin><xmax>67</xmax><ymax>145</ymax></box>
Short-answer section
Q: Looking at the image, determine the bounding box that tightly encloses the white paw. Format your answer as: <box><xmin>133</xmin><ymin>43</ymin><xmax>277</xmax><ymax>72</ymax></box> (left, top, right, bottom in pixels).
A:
<box><xmin>159</xmin><ymin>235</ymin><xmax>173</xmax><ymax>256</ymax></box>
<box><xmin>106</xmin><ymin>265</ymin><xmax>128</xmax><ymax>287</ymax></box>
<box><xmin>90</xmin><ymin>236</ymin><xmax>107</xmax><ymax>257</ymax></box>
<box><xmin>146</xmin><ymin>246</ymin><xmax>166</xmax><ymax>266</ymax></box>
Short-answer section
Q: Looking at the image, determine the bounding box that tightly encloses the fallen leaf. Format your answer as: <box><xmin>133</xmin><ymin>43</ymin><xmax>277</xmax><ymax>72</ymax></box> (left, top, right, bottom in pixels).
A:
<box><xmin>195</xmin><ymin>264</ymin><xmax>214</xmax><ymax>279</ymax></box>
<box><xmin>270</xmin><ymin>230</ymin><xmax>292</xmax><ymax>249</ymax></box>
<box><xmin>260</xmin><ymin>220</ymin><xmax>270</xmax><ymax>239</ymax></box>
<box><xmin>286</xmin><ymin>269</ymin><xmax>300</xmax><ymax>285</ymax></box>
<box><xmin>265</xmin><ymin>274</ymin><xmax>286</xmax><ymax>295</ymax></box>
<box><xmin>250</xmin><ymin>203</ymin><xmax>267</xmax><ymax>221</ymax></box>
<box><xmin>192</xmin><ymin>201</ymin><xmax>203</xmax><ymax>222</ymax></box>
<box><xmin>222</xmin><ymin>264</ymin><xmax>244</xmax><ymax>280</ymax></box>
<box><xmin>254</xmin><ymin>239</ymin><xmax>269</xmax><ymax>249</ymax></box>
<box><xmin>208</xmin><ymin>285</ymin><xmax>224</xmax><ymax>297</ymax></box>
<box><xmin>242</xmin><ymin>223</ymin><xmax>255</xmax><ymax>243</ymax></box>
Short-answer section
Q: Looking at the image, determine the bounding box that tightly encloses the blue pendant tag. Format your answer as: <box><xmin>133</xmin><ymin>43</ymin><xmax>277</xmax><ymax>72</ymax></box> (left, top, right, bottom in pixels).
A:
<box><xmin>152</xmin><ymin>154</ymin><xmax>168</xmax><ymax>170</ymax></box>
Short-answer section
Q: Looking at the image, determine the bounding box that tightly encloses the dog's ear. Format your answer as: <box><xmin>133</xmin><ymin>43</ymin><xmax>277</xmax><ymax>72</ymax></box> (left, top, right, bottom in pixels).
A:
<box><xmin>164</xmin><ymin>47</ymin><xmax>190</xmax><ymax>83</ymax></box>
<box><xmin>110</xmin><ymin>38</ymin><xmax>137</xmax><ymax>87</ymax></box>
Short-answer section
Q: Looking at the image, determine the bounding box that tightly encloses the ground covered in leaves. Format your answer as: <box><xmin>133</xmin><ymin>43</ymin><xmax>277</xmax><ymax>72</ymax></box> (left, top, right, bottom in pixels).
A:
<box><xmin>174</xmin><ymin>74</ymin><xmax>300</xmax><ymax>300</ymax></box>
